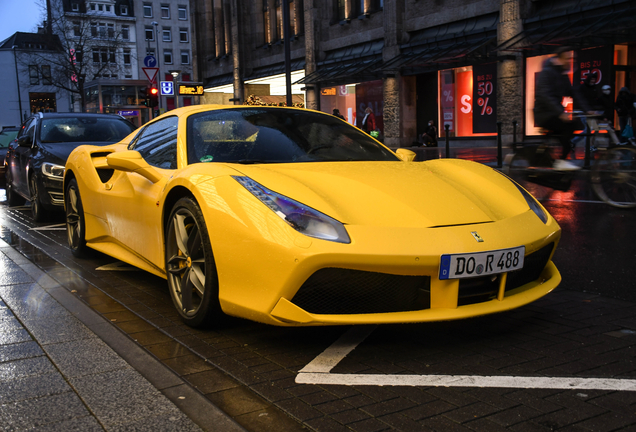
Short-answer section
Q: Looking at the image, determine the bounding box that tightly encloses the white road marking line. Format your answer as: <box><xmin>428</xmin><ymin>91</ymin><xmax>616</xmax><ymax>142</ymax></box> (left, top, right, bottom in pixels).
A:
<box><xmin>96</xmin><ymin>262</ymin><xmax>139</xmax><ymax>271</ymax></box>
<box><xmin>296</xmin><ymin>325</ymin><xmax>636</xmax><ymax>391</ymax></box>
<box><xmin>30</xmin><ymin>223</ymin><xmax>66</xmax><ymax>231</ymax></box>
<box><xmin>298</xmin><ymin>325</ymin><xmax>377</xmax><ymax>373</ymax></box>
<box><xmin>296</xmin><ymin>373</ymin><xmax>636</xmax><ymax>391</ymax></box>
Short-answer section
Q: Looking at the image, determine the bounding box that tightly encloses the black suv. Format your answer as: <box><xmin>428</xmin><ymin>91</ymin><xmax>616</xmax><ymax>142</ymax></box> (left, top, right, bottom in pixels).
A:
<box><xmin>5</xmin><ymin>113</ymin><xmax>136</xmax><ymax>221</ymax></box>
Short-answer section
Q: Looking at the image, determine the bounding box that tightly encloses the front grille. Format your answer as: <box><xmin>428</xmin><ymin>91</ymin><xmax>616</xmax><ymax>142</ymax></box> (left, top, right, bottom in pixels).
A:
<box><xmin>291</xmin><ymin>268</ymin><xmax>431</xmax><ymax>315</ymax></box>
<box><xmin>505</xmin><ymin>243</ymin><xmax>555</xmax><ymax>292</ymax></box>
<box><xmin>458</xmin><ymin>274</ymin><xmax>500</xmax><ymax>306</ymax></box>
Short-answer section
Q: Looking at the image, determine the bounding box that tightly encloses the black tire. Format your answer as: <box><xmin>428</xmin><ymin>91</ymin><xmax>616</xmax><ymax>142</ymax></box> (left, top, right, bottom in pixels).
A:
<box><xmin>29</xmin><ymin>175</ymin><xmax>48</xmax><ymax>222</ymax></box>
<box><xmin>65</xmin><ymin>178</ymin><xmax>92</xmax><ymax>258</ymax></box>
<box><xmin>165</xmin><ymin>197</ymin><xmax>223</xmax><ymax>328</ymax></box>
<box><xmin>5</xmin><ymin>171</ymin><xmax>25</xmax><ymax>206</ymax></box>
<box><xmin>591</xmin><ymin>146</ymin><xmax>636</xmax><ymax>208</ymax></box>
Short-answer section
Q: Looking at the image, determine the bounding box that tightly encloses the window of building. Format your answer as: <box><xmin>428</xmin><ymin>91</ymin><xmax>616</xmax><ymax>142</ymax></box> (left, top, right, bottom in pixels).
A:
<box><xmin>107</xmin><ymin>23</ymin><xmax>114</xmax><ymax>38</ymax></box>
<box><xmin>161</xmin><ymin>4</ymin><xmax>170</xmax><ymax>19</ymax></box>
<box><xmin>179</xmin><ymin>28</ymin><xmax>188</xmax><ymax>42</ymax></box>
<box><xmin>143</xmin><ymin>2</ymin><xmax>153</xmax><ymax>17</ymax></box>
<box><xmin>92</xmin><ymin>48</ymin><xmax>115</xmax><ymax>64</ymax></box>
<box><xmin>335</xmin><ymin>0</ymin><xmax>345</xmax><ymax>21</ymax></box>
<box><xmin>122</xmin><ymin>25</ymin><xmax>129</xmax><ymax>40</ymax></box>
<box><xmin>145</xmin><ymin>26</ymin><xmax>154</xmax><ymax>41</ymax></box>
<box><xmin>164</xmin><ymin>49</ymin><xmax>173</xmax><ymax>64</ymax></box>
<box><xmin>73</xmin><ymin>21</ymin><xmax>81</xmax><ymax>36</ymax></box>
<box><xmin>146</xmin><ymin>48</ymin><xmax>155</xmax><ymax>56</ymax></box>
<box><xmin>90</xmin><ymin>22</ymin><xmax>97</xmax><ymax>37</ymax></box>
<box><xmin>71</xmin><ymin>3</ymin><xmax>79</xmax><ymax>11</ymax></box>
<box><xmin>163</xmin><ymin>28</ymin><xmax>171</xmax><ymax>42</ymax></box>
<box><xmin>29</xmin><ymin>66</ymin><xmax>39</xmax><ymax>85</ymax></box>
<box><xmin>98</xmin><ymin>23</ymin><xmax>106</xmax><ymax>38</ymax></box>
<box><xmin>120</xmin><ymin>5</ymin><xmax>128</xmax><ymax>15</ymax></box>
<box><xmin>123</xmin><ymin>49</ymin><xmax>131</xmax><ymax>65</ymax></box>
<box><xmin>275</xmin><ymin>0</ymin><xmax>282</xmax><ymax>40</ymax></box>
<box><xmin>41</xmin><ymin>65</ymin><xmax>52</xmax><ymax>85</ymax></box>
<box><xmin>180</xmin><ymin>50</ymin><xmax>189</xmax><ymax>64</ymax></box>
<box><xmin>178</xmin><ymin>5</ymin><xmax>187</xmax><ymax>20</ymax></box>
<box><xmin>105</xmin><ymin>5</ymin><xmax>110</xmax><ymax>11</ymax></box>
<box><xmin>98</xmin><ymin>4</ymin><xmax>103</xmax><ymax>11</ymax></box>
<box><xmin>90</xmin><ymin>3</ymin><xmax>96</xmax><ymax>11</ymax></box>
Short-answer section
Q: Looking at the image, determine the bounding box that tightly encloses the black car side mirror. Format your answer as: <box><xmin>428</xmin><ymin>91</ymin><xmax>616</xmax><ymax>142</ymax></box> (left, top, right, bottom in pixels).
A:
<box><xmin>17</xmin><ymin>135</ymin><xmax>33</xmax><ymax>147</ymax></box>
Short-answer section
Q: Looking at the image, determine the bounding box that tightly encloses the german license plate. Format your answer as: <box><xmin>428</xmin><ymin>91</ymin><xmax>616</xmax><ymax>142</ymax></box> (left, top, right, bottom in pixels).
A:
<box><xmin>439</xmin><ymin>246</ymin><xmax>525</xmax><ymax>280</ymax></box>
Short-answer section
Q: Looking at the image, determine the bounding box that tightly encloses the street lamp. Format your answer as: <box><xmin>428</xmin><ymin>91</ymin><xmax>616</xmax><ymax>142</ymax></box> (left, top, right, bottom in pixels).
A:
<box><xmin>151</xmin><ymin>21</ymin><xmax>161</xmax><ymax>112</ymax></box>
<box><xmin>12</xmin><ymin>45</ymin><xmax>24</xmax><ymax>123</ymax></box>
<box><xmin>170</xmin><ymin>69</ymin><xmax>181</xmax><ymax>109</ymax></box>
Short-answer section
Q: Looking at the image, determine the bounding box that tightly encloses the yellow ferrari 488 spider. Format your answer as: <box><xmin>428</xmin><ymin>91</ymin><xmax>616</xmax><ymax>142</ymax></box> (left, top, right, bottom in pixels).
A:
<box><xmin>64</xmin><ymin>105</ymin><xmax>561</xmax><ymax>328</ymax></box>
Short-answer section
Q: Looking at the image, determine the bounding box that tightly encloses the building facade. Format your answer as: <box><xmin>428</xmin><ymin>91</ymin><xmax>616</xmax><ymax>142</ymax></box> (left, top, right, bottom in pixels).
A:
<box><xmin>0</xmin><ymin>32</ymin><xmax>72</xmax><ymax>129</ymax></box>
<box><xmin>192</xmin><ymin>0</ymin><xmax>636</xmax><ymax>147</ymax></box>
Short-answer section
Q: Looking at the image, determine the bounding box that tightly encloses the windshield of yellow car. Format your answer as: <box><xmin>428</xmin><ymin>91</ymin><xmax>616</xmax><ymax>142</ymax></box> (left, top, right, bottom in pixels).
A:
<box><xmin>186</xmin><ymin>108</ymin><xmax>399</xmax><ymax>164</ymax></box>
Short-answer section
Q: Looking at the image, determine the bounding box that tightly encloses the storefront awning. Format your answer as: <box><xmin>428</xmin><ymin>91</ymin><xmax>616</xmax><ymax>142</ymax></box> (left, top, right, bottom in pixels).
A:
<box><xmin>381</xmin><ymin>14</ymin><xmax>499</xmax><ymax>75</ymax></box>
<box><xmin>295</xmin><ymin>39</ymin><xmax>384</xmax><ymax>86</ymax></box>
<box><xmin>496</xmin><ymin>0</ymin><xmax>636</xmax><ymax>54</ymax></box>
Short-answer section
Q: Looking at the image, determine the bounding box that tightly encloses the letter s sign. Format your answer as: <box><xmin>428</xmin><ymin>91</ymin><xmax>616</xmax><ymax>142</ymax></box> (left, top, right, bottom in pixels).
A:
<box><xmin>460</xmin><ymin>95</ymin><xmax>472</xmax><ymax>114</ymax></box>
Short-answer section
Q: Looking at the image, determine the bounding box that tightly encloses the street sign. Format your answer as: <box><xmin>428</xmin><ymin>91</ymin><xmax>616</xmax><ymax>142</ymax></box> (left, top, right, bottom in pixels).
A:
<box><xmin>117</xmin><ymin>110</ymin><xmax>139</xmax><ymax>116</ymax></box>
<box><xmin>143</xmin><ymin>55</ymin><xmax>157</xmax><ymax>68</ymax></box>
<box><xmin>160</xmin><ymin>81</ymin><xmax>174</xmax><ymax>96</ymax></box>
<box><xmin>178</xmin><ymin>84</ymin><xmax>204</xmax><ymax>95</ymax></box>
<box><xmin>142</xmin><ymin>67</ymin><xmax>159</xmax><ymax>83</ymax></box>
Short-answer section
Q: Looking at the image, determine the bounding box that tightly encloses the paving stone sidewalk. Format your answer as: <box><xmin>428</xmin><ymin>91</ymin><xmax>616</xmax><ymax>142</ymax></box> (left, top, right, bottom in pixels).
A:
<box><xmin>0</xmin><ymin>237</ymin><xmax>245</xmax><ymax>432</ymax></box>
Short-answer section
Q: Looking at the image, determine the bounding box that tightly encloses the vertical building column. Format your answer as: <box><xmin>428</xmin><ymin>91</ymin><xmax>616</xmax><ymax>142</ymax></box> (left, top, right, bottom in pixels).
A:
<box><xmin>303</xmin><ymin>0</ymin><xmax>318</xmax><ymax>110</ymax></box>
<box><xmin>382</xmin><ymin>0</ymin><xmax>404</xmax><ymax>147</ymax></box>
<box><xmin>497</xmin><ymin>0</ymin><xmax>524</xmax><ymax>144</ymax></box>
<box><xmin>268</xmin><ymin>0</ymin><xmax>277</xmax><ymax>42</ymax></box>
<box><xmin>230</xmin><ymin>0</ymin><xmax>244</xmax><ymax>104</ymax></box>
<box><xmin>213</xmin><ymin>0</ymin><xmax>225</xmax><ymax>57</ymax></box>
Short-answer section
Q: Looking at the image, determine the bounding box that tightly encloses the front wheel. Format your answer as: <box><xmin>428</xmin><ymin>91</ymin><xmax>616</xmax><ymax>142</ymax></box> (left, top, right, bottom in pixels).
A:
<box><xmin>65</xmin><ymin>178</ymin><xmax>92</xmax><ymax>257</ymax></box>
<box><xmin>591</xmin><ymin>146</ymin><xmax>636</xmax><ymax>208</ymax></box>
<box><xmin>29</xmin><ymin>175</ymin><xmax>48</xmax><ymax>222</ymax></box>
<box><xmin>165</xmin><ymin>197</ymin><xmax>223</xmax><ymax>328</ymax></box>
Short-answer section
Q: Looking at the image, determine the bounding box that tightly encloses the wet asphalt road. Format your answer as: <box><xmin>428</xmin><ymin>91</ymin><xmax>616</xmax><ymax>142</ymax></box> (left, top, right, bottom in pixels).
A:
<box><xmin>1</xmin><ymin>170</ymin><xmax>635</xmax><ymax>431</ymax></box>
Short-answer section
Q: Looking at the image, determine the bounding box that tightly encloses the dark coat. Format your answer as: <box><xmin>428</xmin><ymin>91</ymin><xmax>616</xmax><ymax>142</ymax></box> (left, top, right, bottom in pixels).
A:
<box><xmin>615</xmin><ymin>87</ymin><xmax>635</xmax><ymax>118</ymax></box>
<box><xmin>533</xmin><ymin>57</ymin><xmax>588</xmax><ymax>127</ymax></box>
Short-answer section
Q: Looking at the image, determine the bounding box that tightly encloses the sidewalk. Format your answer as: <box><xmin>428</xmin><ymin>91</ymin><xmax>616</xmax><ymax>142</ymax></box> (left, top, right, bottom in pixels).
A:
<box><xmin>0</xmin><ymin>236</ymin><xmax>245</xmax><ymax>432</ymax></box>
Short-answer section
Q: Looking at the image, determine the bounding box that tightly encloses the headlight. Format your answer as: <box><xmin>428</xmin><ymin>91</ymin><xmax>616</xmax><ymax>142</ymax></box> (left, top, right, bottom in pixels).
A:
<box><xmin>233</xmin><ymin>176</ymin><xmax>351</xmax><ymax>244</ymax></box>
<box><xmin>512</xmin><ymin>182</ymin><xmax>548</xmax><ymax>224</ymax></box>
<box><xmin>42</xmin><ymin>162</ymin><xmax>65</xmax><ymax>179</ymax></box>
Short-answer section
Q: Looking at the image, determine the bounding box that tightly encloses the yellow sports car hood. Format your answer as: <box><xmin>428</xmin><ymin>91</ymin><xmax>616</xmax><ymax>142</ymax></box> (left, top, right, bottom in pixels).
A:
<box><xmin>230</xmin><ymin>159</ymin><xmax>534</xmax><ymax>228</ymax></box>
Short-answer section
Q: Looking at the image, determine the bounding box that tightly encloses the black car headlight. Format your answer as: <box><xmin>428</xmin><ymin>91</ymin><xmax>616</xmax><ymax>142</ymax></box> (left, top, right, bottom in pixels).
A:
<box><xmin>42</xmin><ymin>162</ymin><xmax>65</xmax><ymax>180</ymax></box>
<box><xmin>233</xmin><ymin>176</ymin><xmax>351</xmax><ymax>244</ymax></box>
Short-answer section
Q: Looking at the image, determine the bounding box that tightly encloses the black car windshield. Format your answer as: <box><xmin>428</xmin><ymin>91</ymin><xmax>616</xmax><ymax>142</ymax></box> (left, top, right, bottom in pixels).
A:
<box><xmin>40</xmin><ymin>117</ymin><xmax>135</xmax><ymax>143</ymax></box>
<box><xmin>186</xmin><ymin>108</ymin><xmax>399</xmax><ymax>164</ymax></box>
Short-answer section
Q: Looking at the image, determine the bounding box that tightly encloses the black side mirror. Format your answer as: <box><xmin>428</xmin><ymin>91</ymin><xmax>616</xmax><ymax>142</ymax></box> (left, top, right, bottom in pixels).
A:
<box><xmin>17</xmin><ymin>135</ymin><xmax>33</xmax><ymax>147</ymax></box>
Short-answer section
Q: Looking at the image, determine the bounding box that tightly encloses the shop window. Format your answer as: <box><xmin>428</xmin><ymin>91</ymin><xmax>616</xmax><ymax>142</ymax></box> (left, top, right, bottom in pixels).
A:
<box><xmin>143</xmin><ymin>2</ymin><xmax>152</xmax><ymax>17</ymax></box>
<box><xmin>179</xmin><ymin>28</ymin><xmax>188</xmax><ymax>42</ymax></box>
<box><xmin>438</xmin><ymin>66</ymin><xmax>497</xmax><ymax>138</ymax></box>
<box><xmin>29</xmin><ymin>92</ymin><xmax>57</xmax><ymax>114</ymax></box>
<box><xmin>29</xmin><ymin>65</ymin><xmax>39</xmax><ymax>85</ymax></box>
<box><xmin>161</xmin><ymin>4</ymin><xmax>170</xmax><ymax>19</ymax></box>
<box><xmin>41</xmin><ymin>65</ymin><xmax>52</xmax><ymax>85</ymax></box>
<box><xmin>178</xmin><ymin>5</ymin><xmax>187</xmax><ymax>20</ymax></box>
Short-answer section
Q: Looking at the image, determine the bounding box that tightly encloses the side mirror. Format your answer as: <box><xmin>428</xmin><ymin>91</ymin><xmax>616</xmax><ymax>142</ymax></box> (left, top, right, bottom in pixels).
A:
<box><xmin>107</xmin><ymin>150</ymin><xmax>162</xmax><ymax>183</ymax></box>
<box><xmin>17</xmin><ymin>135</ymin><xmax>33</xmax><ymax>147</ymax></box>
<box><xmin>395</xmin><ymin>148</ymin><xmax>416</xmax><ymax>162</ymax></box>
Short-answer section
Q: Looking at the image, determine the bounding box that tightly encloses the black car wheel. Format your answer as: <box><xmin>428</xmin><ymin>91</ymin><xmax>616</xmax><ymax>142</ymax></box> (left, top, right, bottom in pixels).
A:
<box><xmin>65</xmin><ymin>178</ymin><xmax>91</xmax><ymax>258</ymax></box>
<box><xmin>29</xmin><ymin>175</ymin><xmax>48</xmax><ymax>222</ymax></box>
<box><xmin>165</xmin><ymin>197</ymin><xmax>222</xmax><ymax>328</ymax></box>
<box><xmin>5</xmin><ymin>171</ymin><xmax>25</xmax><ymax>206</ymax></box>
